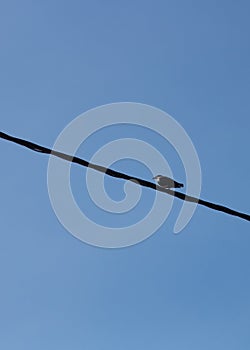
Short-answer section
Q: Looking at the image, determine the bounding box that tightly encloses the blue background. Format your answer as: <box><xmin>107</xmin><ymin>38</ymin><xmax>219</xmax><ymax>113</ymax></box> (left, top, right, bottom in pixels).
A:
<box><xmin>1</xmin><ymin>0</ymin><xmax>250</xmax><ymax>349</ymax></box>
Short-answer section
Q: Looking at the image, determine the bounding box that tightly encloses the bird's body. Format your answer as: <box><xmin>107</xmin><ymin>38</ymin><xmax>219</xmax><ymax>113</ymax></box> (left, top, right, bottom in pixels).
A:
<box><xmin>153</xmin><ymin>175</ymin><xmax>184</xmax><ymax>189</ymax></box>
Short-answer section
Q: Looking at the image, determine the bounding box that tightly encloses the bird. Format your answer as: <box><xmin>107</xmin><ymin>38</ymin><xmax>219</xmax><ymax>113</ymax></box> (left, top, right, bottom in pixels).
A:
<box><xmin>153</xmin><ymin>175</ymin><xmax>184</xmax><ymax>189</ymax></box>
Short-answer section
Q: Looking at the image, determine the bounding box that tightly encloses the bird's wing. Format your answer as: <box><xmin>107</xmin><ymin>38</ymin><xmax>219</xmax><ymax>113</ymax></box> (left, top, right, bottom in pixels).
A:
<box><xmin>159</xmin><ymin>176</ymin><xmax>174</xmax><ymax>187</ymax></box>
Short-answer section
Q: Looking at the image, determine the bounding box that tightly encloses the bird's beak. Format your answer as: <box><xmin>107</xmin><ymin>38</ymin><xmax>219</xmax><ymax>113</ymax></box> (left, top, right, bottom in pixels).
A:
<box><xmin>152</xmin><ymin>176</ymin><xmax>156</xmax><ymax>179</ymax></box>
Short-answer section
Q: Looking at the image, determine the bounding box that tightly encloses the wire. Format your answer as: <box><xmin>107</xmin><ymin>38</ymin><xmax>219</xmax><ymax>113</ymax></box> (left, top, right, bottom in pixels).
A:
<box><xmin>1</xmin><ymin>131</ymin><xmax>249</xmax><ymax>222</ymax></box>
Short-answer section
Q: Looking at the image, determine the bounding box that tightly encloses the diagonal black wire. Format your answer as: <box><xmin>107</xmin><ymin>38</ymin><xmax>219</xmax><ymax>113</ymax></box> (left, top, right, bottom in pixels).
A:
<box><xmin>1</xmin><ymin>131</ymin><xmax>250</xmax><ymax>222</ymax></box>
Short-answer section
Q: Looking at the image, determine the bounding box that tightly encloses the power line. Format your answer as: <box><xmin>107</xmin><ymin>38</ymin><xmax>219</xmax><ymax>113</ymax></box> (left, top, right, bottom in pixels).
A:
<box><xmin>1</xmin><ymin>131</ymin><xmax>249</xmax><ymax>222</ymax></box>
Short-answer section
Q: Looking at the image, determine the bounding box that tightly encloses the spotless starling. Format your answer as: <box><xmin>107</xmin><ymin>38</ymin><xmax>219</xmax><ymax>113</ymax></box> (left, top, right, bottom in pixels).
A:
<box><xmin>153</xmin><ymin>175</ymin><xmax>184</xmax><ymax>189</ymax></box>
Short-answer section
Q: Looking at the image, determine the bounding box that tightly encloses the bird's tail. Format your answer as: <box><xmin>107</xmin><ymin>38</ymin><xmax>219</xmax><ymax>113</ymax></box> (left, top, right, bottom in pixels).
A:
<box><xmin>175</xmin><ymin>182</ymin><xmax>184</xmax><ymax>188</ymax></box>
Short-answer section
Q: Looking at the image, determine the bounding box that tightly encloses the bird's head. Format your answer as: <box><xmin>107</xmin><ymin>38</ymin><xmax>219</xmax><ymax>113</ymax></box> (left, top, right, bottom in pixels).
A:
<box><xmin>153</xmin><ymin>175</ymin><xmax>162</xmax><ymax>180</ymax></box>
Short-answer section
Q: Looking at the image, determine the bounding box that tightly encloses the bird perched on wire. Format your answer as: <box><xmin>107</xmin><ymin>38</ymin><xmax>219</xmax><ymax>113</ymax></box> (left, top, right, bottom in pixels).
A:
<box><xmin>153</xmin><ymin>175</ymin><xmax>184</xmax><ymax>189</ymax></box>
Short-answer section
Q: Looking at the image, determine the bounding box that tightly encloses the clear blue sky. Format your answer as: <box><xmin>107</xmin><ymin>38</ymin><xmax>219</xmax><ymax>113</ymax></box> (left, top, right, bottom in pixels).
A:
<box><xmin>1</xmin><ymin>0</ymin><xmax>250</xmax><ymax>349</ymax></box>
